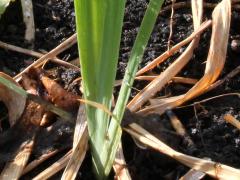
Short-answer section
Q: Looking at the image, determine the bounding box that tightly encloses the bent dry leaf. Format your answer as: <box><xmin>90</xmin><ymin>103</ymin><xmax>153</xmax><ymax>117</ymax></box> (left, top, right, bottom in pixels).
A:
<box><xmin>138</xmin><ymin>0</ymin><xmax>231</xmax><ymax>115</ymax></box>
<box><xmin>0</xmin><ymin>72</ymin><xmax>26</xmax><ymax>126</ymax></box>
<box><xmin>128</xmin><ymin>0</ymin><xmax>203</xmax><ymax>112</ymax></box>
<box><xmin>125</xmin><ymin>123</ymin><xmax>240</xmax><ymax>180</ymax></box>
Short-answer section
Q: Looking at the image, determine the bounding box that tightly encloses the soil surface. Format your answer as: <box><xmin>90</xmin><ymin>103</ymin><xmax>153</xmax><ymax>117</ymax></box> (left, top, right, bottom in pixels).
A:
<box><xmin>0</xmin><ymin>0</ymin><xmax>240</xmax><ymax>179</ymax></box>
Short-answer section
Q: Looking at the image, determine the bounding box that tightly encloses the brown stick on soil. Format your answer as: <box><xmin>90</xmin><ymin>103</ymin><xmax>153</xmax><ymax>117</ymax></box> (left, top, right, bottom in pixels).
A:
<box><xmin>0</xmin><ymin>41</ymin><xmax>79</xmax><ymax>70</ymax></box>
<box><xmin>32</xmin><ymin>150</ymin><xmax>72</xmax><ymax>180</ymax></box>
<box><xmin>224</xmin><ymin>114</ymin><xmax>240</xmax><ymax>130</ymax></box>
<box><xmin>22</xmin><ymin>150</ymin><xmax>59</xmax><ymax>175</ymax></box>
<box><xmin>160</xmin><ymin>1</ymin><xmax>240</xmax><ymax>15</ymax></box>
<box><xmin>166</xmin><ymin>110</ymin><xmax>195</xmax><ymax>148</ymax></box>
<box><xmin>136</xmin><ymin>20</ymin><xmax>211</xmax><ymax>76</ymax></box>
<box><xmin>167</xmin><ymin>0</ymin><xmax>176</xmax><ymax>51</ymax></box>
<box><xmin>14</xmin><ymin>33</ymin><xmax>77</xmax><ymax>81</ymax></box>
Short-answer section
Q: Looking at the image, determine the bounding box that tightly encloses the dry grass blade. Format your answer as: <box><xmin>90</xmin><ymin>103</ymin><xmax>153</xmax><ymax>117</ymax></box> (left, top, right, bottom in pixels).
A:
<box><xmin>124</xmin><ymin>123</ymin><xmax>240</xmax><ymax>180</ymax></box>
<box><xmin>0</xmin><ymin>140</ymin><xmax>34</xmax><ymax>180</ymax></box>
<box><xmin>171</xmin><ymin>77</ymin><xmax>198</xmax><ymax>85</ymax></box>
<box><xmin>136</xmin><ymin>19</ymin><xmax>210</xmax><ymax>76</ymax></box>
<box><xmin>128</xmin><ymin>0</ymin><xmax>203</xmax><ymax>111</ymax></box>
<box><xmin>224</xmin><ymin>114</ymin><xmax>240</xmax><ymax>130</ymax></box>
<box><xmin>61</xmin><ymin>105</ymin><xmax>88</xmax><ymax>180</ymax></box>
<box><xmin>137</xmin><ymin>0</ymin><xmax>231</xmax><ymax>115</ymax></box>
<box><xmin>115</xmin><ymin>76</ymin><xmax>197</xmax><ymax>87</ymax></box>
<box><xmin>179</xmin><ymin>168</ymin><xmax>207</xmax><ymax>180</ymax></box>
<box><xmin>113</xmin><ymin>142</ymin><xmax>132</xmax><ymax>180</ymax></box>
<box><xmin>160</xmin><ymin>0</ymin><xmax>240</xmax><ymax>15</ymax></box>
<box><xmin>0</xmin><ymin>72</ymin><xmax>26</xmax><ymax>126</ymax></box>
<box><xmin>14</xmin><ymin>33</ymin><xmax>77</xmax><ymax>81</ymax></box>
<box><xmin>33</xmin><ymin>150</ymin><xmax>72</xmax><ymax>180</ymax></box>
<box><xmin>22</xmin><ymin>150</ymin><xmax>59</xmax><ymax>175</ymax></box>
<box><xmin>136</xmin><ymin>76</ymin><xmax>198</xmax><ymax>85</ymax></box>
<box><xmin>166</xmin><ymin>110</ymin><xmax>186</xmax><ymax>136</ymax></box>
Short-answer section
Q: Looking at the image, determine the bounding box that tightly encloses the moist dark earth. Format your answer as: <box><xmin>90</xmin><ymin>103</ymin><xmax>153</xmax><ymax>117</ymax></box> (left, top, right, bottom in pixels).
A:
<box><xmin>1</xmin><ymin>0</ymin><xmax>240</xmax><ymax>179</ymax></box>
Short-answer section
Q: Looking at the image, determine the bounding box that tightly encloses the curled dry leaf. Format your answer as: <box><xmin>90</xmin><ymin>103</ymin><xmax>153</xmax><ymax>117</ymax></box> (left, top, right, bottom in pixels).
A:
<box><xmin>0</xmin><ymin>72</ymin><xmax>26</xmax><ymax>126</ymax></box>
<box><xmin>40</xmin><ymin>75</ymin><xmax>80</xmax><ymax>112</ymax></box>
<box><xmin>138</xmin><ymin>0</ymin><xmax>231</xmax><ymax>115</ymax></box>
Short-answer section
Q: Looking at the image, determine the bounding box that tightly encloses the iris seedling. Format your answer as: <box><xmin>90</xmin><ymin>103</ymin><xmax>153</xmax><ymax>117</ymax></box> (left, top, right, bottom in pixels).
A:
<box><xmin>74</xmin><ymin>0</ymin><xmax>164</xmax><ymax>179</ymax></box>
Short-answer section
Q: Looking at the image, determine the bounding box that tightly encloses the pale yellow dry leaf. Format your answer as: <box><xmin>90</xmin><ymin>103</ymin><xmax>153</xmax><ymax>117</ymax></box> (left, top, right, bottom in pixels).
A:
<box><xmin>125</xmin><ymin>123</ymin><xmax>240</xmax><ymax>180</ymax></box>
<box><xmin>138</xmin><ymin>0</ymin><xmax>231</xmax><ymax>115</ymax></box>
<box><xmin>128</xmin><ymin>0</ymin><xmax>203</xmax><ymax>112</ymax></box>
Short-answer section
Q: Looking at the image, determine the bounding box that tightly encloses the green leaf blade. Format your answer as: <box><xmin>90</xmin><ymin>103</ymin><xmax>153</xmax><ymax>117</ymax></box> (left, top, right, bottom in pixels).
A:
<box><xmin>74</xmin><ymin>0</ymin><xmax>126</xmax><ymax>179</ymax></box>
<box><xmin>105</xmin><ymin>0</ymin><xmax>164</xmax><ymax>175</ymax></box>
<box><xmin>0</xmin><ymin>0</ymin><xmax>13</xmax><ymax>17</ymax></box>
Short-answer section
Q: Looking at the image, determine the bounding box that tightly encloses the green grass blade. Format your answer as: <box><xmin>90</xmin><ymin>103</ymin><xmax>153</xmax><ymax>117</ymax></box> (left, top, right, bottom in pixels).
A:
<box><xmin>0</xmin><ymin>0</ymin><xmax>14</xmax><ymax>17</ymax></box>
<box><xmin>74</xmin><ymin>0</ymin><xmax>126</xmax><ymax>178</ymax></box>
<box><xmin>105</xmin><ymin>0</ymin><xmax>164</xmax><ymax>174</ymax></box>
<box><xmin>0</xmin><ymin>76</ymin><xmax>27</xmax><ymax>97</ymax></box>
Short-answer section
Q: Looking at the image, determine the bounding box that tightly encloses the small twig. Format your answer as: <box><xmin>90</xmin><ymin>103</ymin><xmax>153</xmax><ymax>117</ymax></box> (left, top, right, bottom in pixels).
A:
<box><xmin>166</xmin><ymin>110</ymin><xmax>195</xmax><ymax>148</ymax></box>
<box><xmin>0</xmin><ymin>40</ymin><xmax>79</xmax><ymax>69</ymax></box>
<box><xmin>0</xmin><ymin>41</ymin><xmax>41</xmax><ymax>57</ymax></box>
<box><xmin>14</xmin><ymin>33</ymin><xmax>77</xmax><ymax>81</ymax></box>
<box><xmin>160</xmin><ymin>1</ymin><xmax>240</xmax><ymax>15</ymax></box>
<box><xmin>0</xmin><ymin>139</ymin><xmax>35</xmax><ymax>180</ymax></box>
<box><xmin>166</xmin><ymin>110</ymin><xmax>186</xmax><ymax>136</ymax></box>
<box><xmin>21</xmin><ymin>0</ymin><xmax>35</xmax><ymax>42</ymax></box>
<box><xmin>115</xmin><ymin>76</ymin><xmax>198</xmax><ymax>87</ymax></box>
<box><xmin>0</xmin><ymin>41</ymin><xmax>79</xmax><ymax>69</ymax></box>
<box><xmin>193</xmin><ymin>104</ymin><xmax>205</xmax><ymax>149</ymax></box>
<box><xmin>22</xmin><ymin>150</ymin><xmax>59</xmax><ymax>175</ymax></box>
<box><xmin>167</xmin><ymin>0</ymin><xmax>175</xmax><ymax>51</ymax></box>
<box><xmin>224</xmin><ymin>114</ymin><xmax>240</xmax><ymax>130</ymax></box>
<box><xmin>178</xmin><ymin>93</ymin><xmax>240</xmax><ymax>109</ymax></box>
<box><xmin>136</xmin><ymin>20</ymin><xmax>212</xmax><ymax>76</ymax></box>
<box><xmin>171</xmin><ymin>77</ymin><xmax>198</xmax><ymax>85</ymax></box>
<box><xmin>33</xmin><ymin>150</ymin><xmax>72</xmax><ymax>180</ymax></box>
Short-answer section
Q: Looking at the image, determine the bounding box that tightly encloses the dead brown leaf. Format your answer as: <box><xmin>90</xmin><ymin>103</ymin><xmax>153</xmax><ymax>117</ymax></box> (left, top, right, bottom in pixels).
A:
<box><xmin>40</xmin><ymin>75</ymin><xmax>80</xmax><ymax>112</ymax></box>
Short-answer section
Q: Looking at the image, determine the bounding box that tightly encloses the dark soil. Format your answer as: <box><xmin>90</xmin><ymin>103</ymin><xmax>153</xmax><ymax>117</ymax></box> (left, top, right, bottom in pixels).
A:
<box><xmin>0</xmin><ymin>0</ymin><xmax>240</xmax><ymax>179</ymax></box>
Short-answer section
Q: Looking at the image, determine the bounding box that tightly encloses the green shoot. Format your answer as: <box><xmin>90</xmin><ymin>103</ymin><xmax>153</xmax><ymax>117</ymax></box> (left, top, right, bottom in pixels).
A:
<box><xmin>74</xmin><ymin>0</ymin><xmax>164</xmax><ymax>179</ymax></box>
<box><xmin>0</xmin><ymin>0</ymin><xmax>14</xmax><ymax>17</ymax></box>
<box><xmin>74</xmin><ymin>0</ymin><xmax>126</xmax><ymax>178</ymax></box>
